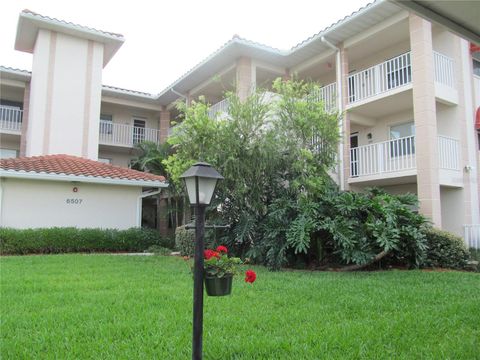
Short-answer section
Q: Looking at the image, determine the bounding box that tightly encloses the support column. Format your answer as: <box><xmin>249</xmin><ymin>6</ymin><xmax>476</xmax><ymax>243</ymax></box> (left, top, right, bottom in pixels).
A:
<box><xmin>339</xmin><ymin>45</ymin><xmax>350</xmax><ymax>190</ymax></box>
<box><xmin>236</xmin><ymin>57</ymin><xmax>255</xmax><ymax>101</ymax></box>
<box><xmin>409</xmin><ymin>14</ymin><xmax>441</xmax><ymax>227</ymax></box>
<box><xmin>159</xmin><ymin>108</ymin><xmax>170</xmax><ymax>144</ymax></box>
<box><xmin>457</xmin><ymin>37</ymin><xmax>480</xmax><ymax>225</ymax></box>
<box><xmin>20</xmin><ymin>82</ymin><xmax>31</xmax><ymax>157</ymax></box>
<box><xmin>186</xmin><ymin>91</ymin><xmax>193</xmax><ymax>107</ymax></box>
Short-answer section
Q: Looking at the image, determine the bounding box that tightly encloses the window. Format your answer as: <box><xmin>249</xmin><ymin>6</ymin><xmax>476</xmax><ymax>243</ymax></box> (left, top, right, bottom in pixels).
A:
<box><xmin>99</xmin><ymin>114</ymin><xmax>113</xmax><ymax>134</ymax></box>
<box><xmin>473</xmin><ymin>59</ymin><xmax>480</xmax><ymax>77</ymax></box>
<box><xmin>98</xmin><ymin>158</ymin><xmax>112</xmax><ymax>164</ymax></box>
<box><xmin>133</xmin><ymin>118</ymin><xmax>146</xmax><ymax>144</ymax></box>
<box><xmin>0</xmin><ymin>149</ymin><xmax>18</xmax><ymax>159</ymax></box>
<box><xmin>390</xmin><ymin>122</ymin><xmax>415</xmax><ymax>157</ymax></box>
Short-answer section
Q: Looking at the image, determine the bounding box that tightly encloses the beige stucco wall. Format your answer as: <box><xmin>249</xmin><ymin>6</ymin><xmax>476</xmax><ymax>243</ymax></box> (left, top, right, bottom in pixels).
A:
<box><xmin>0</xmin><ymin>137</ymin><xmax>21</xmax><ymax>152</ymax></box>
<box><xmin>432</xmin><ymin>27</ymin><xmax>456</xmax><ymax>58</ymax></box>
<box><xmin>0</xmin><ymin>178</ymin><xmax>141</xmax><ymax>229</ymax></box>
<box><xmin>26</xmin><ymin>29</ymin><xmax>103</xmax><ymax>160</ymax></box>
<box><xmin>350</xmin><ymin>109</ymin><xmax>414</xmax><ymax>147</ymax></box>
<box><xmin>98</xmin><ymin>148</ymin><xmax>136</xmax><ymax>168</ymax></box>
<box><xmin>99</xmin><ymin>103</ymin><xmax>159</xmax><ymax>130</ymax></box>
<box><xmin>440</xmin><ymin>187</ymin><xmax>464</xmax><ymax>236</ymax></box>
<box><xmin>349</xmin><ymin>39</ymin><xmax>410</xmax><ymax>73</ymax></box>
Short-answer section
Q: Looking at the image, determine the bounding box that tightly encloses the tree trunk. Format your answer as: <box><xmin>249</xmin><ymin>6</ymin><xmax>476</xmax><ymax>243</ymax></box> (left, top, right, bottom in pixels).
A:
<box><xmin>337</xmin><ymin>251</ymin><xmax>390</xmax><ymax>272</ymax></box>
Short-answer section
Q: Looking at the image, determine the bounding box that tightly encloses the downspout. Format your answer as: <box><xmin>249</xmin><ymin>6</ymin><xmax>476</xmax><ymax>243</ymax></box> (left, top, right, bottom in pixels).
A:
<box><xmin>321</xmin><ymin>36</ymin><xmax>345</xmax><ymax>190</ymax></box>
<box><xmin>137</xmin><ymin>189</ymin><xmax>162</xmax><ymax>227</ymax></box>
<box><xmin>170</xmin><ymin>88</ymin><xmax>187</xmax><ymax>103</ymax></box>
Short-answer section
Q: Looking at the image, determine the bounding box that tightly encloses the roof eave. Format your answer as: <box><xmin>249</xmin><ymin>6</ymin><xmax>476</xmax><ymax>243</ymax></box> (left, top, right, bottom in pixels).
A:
<box><xmin>1</xmin><ymin>169</ymin><xmax>168</xmax><ymax>188</ymax></box>
<box><xmin>14</xmin><ymin>11</ymin><xmax>125</xmax><ymax>67</ymax></box>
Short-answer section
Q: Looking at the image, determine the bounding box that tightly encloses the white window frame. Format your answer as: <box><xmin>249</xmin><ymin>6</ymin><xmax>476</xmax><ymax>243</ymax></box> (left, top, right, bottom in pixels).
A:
<box><xmin>389</xmin><ymin>121</ymin><xmax>415</xmax><ymax>157</ymax></box>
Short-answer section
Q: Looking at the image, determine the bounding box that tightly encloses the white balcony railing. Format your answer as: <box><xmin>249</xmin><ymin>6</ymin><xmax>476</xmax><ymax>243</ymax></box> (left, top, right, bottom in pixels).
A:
<box><xmin>311</xmin><ymin>82</ymin><xmax>337</xmax><ymax>113</ymax></box>
<box><xmin>350</xmin><ymin>135</ymin><xmax>416</xmax><ymax>177</ymax></box>
<box><xmin>348</xmin><ymin>52</ymin><xmax>412</xmax><ymax>104</ymax></box>
<box><xmin>99</xmin><ymin>120</ymin><xmax>160</xmax><ymax>147</ymax></box>
<box><xmin>464</xmin><ymin>225</ymin><xmax>480</xmax><ymax>249</ymax></box>
<box><xmin>208</xmin><ymin>84</ymin><xmax>337</xmax><ymax>120</ymax></box>
<box><xmin>437</xmin><ymin>135</ymin><xmax>460</xmax><ymax>170</ymax></box>
<box><xmin>0</xmin><ymin>105</ymin><xmax>23</xmax><ymax>133</ymax></box>
<box><xmin>350</xmin><ymin>135</ymin><xmax>460</xmax><ymax>178</ymax></box>
<box><xmin>347</xmin><ymin>51</ymin><xmax>455</xmax><ymax>104</ymax></box>
<box><xmin>433</xmin><ymin>51</ymin><xmax>455</xmax><ymax>88</ymax></box>
<box><xmin>208</xmin><ymin>98</ymin><xmax>230</xmax><ymax>118</ymax></box>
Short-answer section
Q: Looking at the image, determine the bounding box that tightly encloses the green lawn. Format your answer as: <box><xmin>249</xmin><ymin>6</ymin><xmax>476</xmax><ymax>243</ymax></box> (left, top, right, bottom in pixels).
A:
<box><xmin>1</xmin><ymin>255</ymin><xmax>479</xmax><ymax>359</ymax></box>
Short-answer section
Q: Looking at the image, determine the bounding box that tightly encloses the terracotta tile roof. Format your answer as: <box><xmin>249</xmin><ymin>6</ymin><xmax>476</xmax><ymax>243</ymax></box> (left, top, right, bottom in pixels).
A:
<box><xmin>0</xmin><ymin>154</ymin><xmax>166</xmax><ymax>183</ymax></box>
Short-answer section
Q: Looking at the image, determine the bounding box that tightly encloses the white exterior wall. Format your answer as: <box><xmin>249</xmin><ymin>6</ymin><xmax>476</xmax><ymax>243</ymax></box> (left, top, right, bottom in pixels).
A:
<box><xmin>0</xmin><ymin>178</ymin><xmax>141</xmax><ymax>229</ymax></box>
<box><xmin>25</xmin><ymin>29</ymin><xmax>103</xmax><ymax>160</ymax></box>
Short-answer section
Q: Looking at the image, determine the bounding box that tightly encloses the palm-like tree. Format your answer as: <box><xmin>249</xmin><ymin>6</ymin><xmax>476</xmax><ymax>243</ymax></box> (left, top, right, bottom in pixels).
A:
<box><xmin>132</xmin><ymin>141</ymin><xmax>188</xmax><ymax>229</ymax></box>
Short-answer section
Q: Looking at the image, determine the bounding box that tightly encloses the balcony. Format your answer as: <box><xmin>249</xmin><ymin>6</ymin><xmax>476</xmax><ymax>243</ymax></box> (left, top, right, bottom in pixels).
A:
<box><xmin>349</xmin><ymin>135</ymin><xmax>461</xmax><ymax>185</ymax></box>
<box><xmin>99</xmin><ymin>120</ymin><xmax>160</xmax><ymax>147</ymax></box>
<box><xmin>347</xmin><ymin>51</ymin><xmax>456</xmax><ymax>107</ymax></box>
<box><xmin>208</xmin><ymin>98</ymin><xmax>230</xmax><ymax>118</ymax></box>
<box><xmin>0</xmin><ymin>105</ymin><xmax>23</xmax><ymax>135</ymax></box>
<box><xmin>310</xmin><ymin>82</ymin><xmax>337</xmax><ymax>113</ymax></box>
<box><xmin>207</xmin><ymin>84</ymin><xmax>337</xmax><ymax>119</ymax></box>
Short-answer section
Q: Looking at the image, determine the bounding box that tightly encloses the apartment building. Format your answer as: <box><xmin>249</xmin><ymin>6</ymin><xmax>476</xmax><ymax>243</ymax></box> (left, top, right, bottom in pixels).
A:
<box><xmin>1</xmin><ymin>1</ymin><xmax>479</xmax><ymax>243</ymax></box>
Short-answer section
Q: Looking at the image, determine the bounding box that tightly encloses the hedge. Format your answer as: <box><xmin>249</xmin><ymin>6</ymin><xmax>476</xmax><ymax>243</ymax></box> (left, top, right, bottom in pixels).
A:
<box><xmin>0</xmin><ymin>227</ymin><xmax>174</xmax><ymax>255</ymax></box>
<box><xmin>175</xmin><ymin>225</ymin><xmax>195</xmax><ymax>256</ymax></box>
<box><xmin>424</xmin><ymin>228</ymin><xmax>470</xmax><ymax>269</ymax></box>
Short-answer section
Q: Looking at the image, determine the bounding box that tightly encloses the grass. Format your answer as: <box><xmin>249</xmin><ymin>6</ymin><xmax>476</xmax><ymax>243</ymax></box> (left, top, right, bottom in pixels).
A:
<box><xmin>1</xmin><ymin>255</ymin><xmax>479</xmax><ymax>359</ymax></box>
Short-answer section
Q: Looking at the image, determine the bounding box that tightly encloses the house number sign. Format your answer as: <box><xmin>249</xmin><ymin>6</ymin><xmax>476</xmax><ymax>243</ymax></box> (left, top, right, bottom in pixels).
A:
<box><xmin>66</xmin><ymin>198</ymin><xmax>83</xmax><ymax>204</ymax></box>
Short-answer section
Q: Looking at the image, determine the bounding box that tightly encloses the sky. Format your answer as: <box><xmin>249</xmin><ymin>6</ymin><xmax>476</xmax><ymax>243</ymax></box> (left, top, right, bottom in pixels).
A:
<box><xmin>0</xmin><ymin>0</ymin><xmax>369</xmax><ymax>94</ymax></box>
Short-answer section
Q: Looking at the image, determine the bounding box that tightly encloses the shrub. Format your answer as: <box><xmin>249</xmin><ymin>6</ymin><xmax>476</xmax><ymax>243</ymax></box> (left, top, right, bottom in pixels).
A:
<box><xmin>424</xmin><ymin>228</ymin><xmax>470</xmax><ymax>269</ymax></box>
<box><xmin>175</xmin><ymin>225</ymin><xmax>195</xmax><ymax>256</ymax></box>
<box><xmin>0</xmin><ymin>227</ymin><xmax>173</xmax><ymax>255</ymax></box>
<box><xmin>146</xmin><ymin>245</ymin><xmax>172</xmax><ymax>255</ymax></box>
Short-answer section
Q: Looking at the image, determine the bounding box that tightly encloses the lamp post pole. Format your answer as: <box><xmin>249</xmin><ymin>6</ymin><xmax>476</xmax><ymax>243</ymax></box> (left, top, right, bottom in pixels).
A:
<box><xmin>179</xmin><ymin>162</ymin><xmax>223</xmax><ymax>360</ymax></box>
<box><xmin>192</xmin><ymin>177</ymin><xmax>205</xmax><ymax>360</ymax></box>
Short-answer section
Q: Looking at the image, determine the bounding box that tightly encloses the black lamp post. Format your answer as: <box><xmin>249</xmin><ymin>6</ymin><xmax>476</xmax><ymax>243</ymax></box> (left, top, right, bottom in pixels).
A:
<box><xmin>180</xmin><ymin>162</ymin><xmax>223</xmax><ymax>360</ymax></box>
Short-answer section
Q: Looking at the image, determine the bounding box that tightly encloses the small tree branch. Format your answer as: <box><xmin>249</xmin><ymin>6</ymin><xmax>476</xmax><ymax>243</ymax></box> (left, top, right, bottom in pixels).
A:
<box><xmin>337</xmin><ymin>251</ymin><xmax>390</xmax><ymax>272</ymax></box>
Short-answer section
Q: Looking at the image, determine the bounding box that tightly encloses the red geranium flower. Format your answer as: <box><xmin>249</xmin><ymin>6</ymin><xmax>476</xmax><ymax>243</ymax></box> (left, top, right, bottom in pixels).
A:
<box><xmin>216</xmin><ymin>245</ymin><xmax>228</xmax><ymax>254</ymax></box>
<box><xmin>204</xmin><ymin>249</ymin><xmax>220</xmax><ymax>260</ymax></box>
<box><xmin>245</xmin><ymin>270</ymin><xmax>256</xmax><ymax>283</ymax></box>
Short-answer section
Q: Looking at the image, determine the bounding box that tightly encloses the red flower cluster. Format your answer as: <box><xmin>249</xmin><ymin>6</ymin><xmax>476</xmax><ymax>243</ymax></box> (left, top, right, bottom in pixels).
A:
<box><xmin>204</xmin><ymin>249</ymin><xmax>220</xmax><ymax>260</ymax></box>
<box><xmin>216</xmin><ymin>245</ymin><xmax>228</xmax><ymax>253</ymax></box>
<box><xmin>245</xmin><ymin>270</ymin><xmax>256</xmax><ymax>283</ymax></box>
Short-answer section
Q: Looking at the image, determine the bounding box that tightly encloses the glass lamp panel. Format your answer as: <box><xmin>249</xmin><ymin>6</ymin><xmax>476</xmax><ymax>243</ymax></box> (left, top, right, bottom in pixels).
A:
<box><xmin>184</xmin><ymin>177</ymin><xmax>218</xmax><ymax>205</ymax></box>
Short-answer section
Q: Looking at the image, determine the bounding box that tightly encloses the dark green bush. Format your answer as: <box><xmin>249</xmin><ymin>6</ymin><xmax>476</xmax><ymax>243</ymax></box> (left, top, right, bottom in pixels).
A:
<box><xmin>0</xmin><ymin>227</ymin><xmax>173</xmax><ymax>255</ymax></box>
<box><xmin>424</xmin><ymin>228</ymin><xmax>470</xmax><ymax>269</ymax></box>
<box><xmin>175</xmin><ymin>225</ymin><xmax>195</xmax><ymax>256</ymax></box>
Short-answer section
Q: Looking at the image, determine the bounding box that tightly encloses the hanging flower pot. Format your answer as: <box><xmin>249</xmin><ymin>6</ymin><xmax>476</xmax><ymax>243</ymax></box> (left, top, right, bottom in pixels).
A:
<box><xmin>202</xmin><ymin>245</ymin><xmax>257</xmax><ymax>297</ymax></box>
<box><xmin>204</xmin><ymin>274</ymin><xmax>233</xmax><ymax>296</ymax></box>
